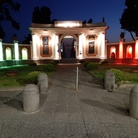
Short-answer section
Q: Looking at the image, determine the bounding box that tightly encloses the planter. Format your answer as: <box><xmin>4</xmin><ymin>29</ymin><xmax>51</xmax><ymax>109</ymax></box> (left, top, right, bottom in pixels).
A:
<box><xmin>6</xmin><ymin>71</ymin><xmax>17</xmax><ymax>77</ymax></box>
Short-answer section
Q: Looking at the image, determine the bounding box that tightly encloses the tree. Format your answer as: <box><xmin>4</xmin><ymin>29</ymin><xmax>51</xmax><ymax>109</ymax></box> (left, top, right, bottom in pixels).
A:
<box><xmin>0</xmin><ymin>0</ymin><xmax>20</xmax><ymax>39</ymax></box>
<box><xmin>120</xmin><ymin>0</ymin><xmax>138</xmax><ymax>41</ymax></box>
<box><xmin>87</xmin><ymin>18</ymin><xmax>93</xmax><ymax>23</ymax></box>
<box><xmin>22</xmin><ymin>33</ymin><xmax>32</xmax><ymax>44</ymax></box>
<box><xmin>23</xmin><ymin>6</ymin><xmax>54</xmax><ymax>44</ymax></box>
<box><xmin>32</xmin><ymin>6</ymin><xmax>51</xmax><ymax>24</ymax></box>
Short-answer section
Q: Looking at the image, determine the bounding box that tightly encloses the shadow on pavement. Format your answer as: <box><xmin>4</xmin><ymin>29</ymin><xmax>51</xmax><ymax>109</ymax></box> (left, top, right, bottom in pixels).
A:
<box><xmin>81</xmin><ymin>99</ymin><xmax>128</xmax><ymax>115</ymax></box>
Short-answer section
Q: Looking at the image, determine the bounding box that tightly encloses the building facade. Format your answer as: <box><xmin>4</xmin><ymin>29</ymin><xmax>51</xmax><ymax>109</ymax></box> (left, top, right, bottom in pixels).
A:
<box><xmin>29</xmin><ymin>21</ymin><xmax>108</xmax><ymax>63</ymax></box>
<box><xmin>1</xmin><ymin>20</ymin><xmax>138</xmax><ymax>66</ymax></box>
<box><xmin>107</xmin><ymin>38</ymin><xmax>138</xmax><ymax>64</ymax></box>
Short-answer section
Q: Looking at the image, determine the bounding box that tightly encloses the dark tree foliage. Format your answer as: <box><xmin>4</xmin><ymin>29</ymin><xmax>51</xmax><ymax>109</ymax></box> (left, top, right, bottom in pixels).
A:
<box><xmin>87</xmin><ymin>18</ymin><xmax>93</xmax><ymax>23</ymax></box>
<box><xmin>32</xmin><ymin>6</ymin><xmax>51</xmax><ymax>24</ymax></box>
<box><xmin>50</xmin><ymin>19</ymin><xmax>57</xmax><ymax>24</ymax></box>
<box><xmin>0</xmin><ymin>0</ymin><xmax>20</xmax><ymax>39</ymax></box>
<box><xmin>120</xmin><ymin>0</ymin><xmax>138</xmax><ymax>40</ymax></box>
<box><xmin>82</xmin><ymin>20</ymin><xmax>86</xmax><ymax>24</ymax></box>
<box><xmin>23</xmin><ymin>6</ymin><xmax>55</xmax><ymax>44</ymax></box>
<box><xmin>22</xmin><ymin>33</ymin><xmax>32</xmax><ymax>44</ymax></box>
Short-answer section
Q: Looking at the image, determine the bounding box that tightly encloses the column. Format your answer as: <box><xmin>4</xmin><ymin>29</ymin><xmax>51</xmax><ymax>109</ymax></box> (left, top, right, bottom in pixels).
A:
<box><xmin>78</xmin><ymin>34</ymin><xmax>83</xmax><ymax>59</ymax></box>
<box><xmin>32</xmin><ymin>34</ymin><xmax>39</xmax><ymax>60</ymax></box>
<box><xmin>0</xmin><ymin>39</ymin><xmax>3</xmax><ymax>61</ymax></box>
<box><xmin>100</xmin><ymin>33</ymin><xmax>106</xmax><ymax>59</ymax></box>
<box><xmin>14</xmin><ymin>40</ymin><xmax>19</xmax><ymax>60</ymax></box>
<box><xmin>54</xmin><ymin>34</ymin><xmax>60</xmax><ymax>60</ymax></box>
<box><xmin>119</xmin><ymin>39</ymin><xmax>124</xmax><ymax>58</ymax></box>
<box><xmin>135</xmin><ymin>37</ymin><xmax>138</xmax><ymax>58</ymax></box>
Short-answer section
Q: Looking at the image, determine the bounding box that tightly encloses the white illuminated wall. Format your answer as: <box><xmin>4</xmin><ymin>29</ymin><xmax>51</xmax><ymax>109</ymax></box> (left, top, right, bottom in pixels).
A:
<box><xmin>32</xmin><ymin>34</ymin><xmax>39</xmax><ymax>60</ymax></box>
<box><xmin>78</xmin><ymin>34</ymin><xmax>83</xmax><ymax>59</ymax></box>
<box><xmin>99</xmin><ymin>33</ymin><xmax>106</xmax><ymax>59</ymax></box>
<box><xmin>55</xmin><ymin>34</ymin><xmax>60</xmax><ymax>59</ymax></box>
<box><xmin>96</xmin><ymin>33</ymin><xmax>106</xmax><ymax>59</ymax></box>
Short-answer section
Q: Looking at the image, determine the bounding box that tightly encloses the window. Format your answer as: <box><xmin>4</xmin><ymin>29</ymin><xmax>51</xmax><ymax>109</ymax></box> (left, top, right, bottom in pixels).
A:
<box><xmin>40</xmin><ymin>36</ymin><xmax>52</xmax><ymax>57</ymax></box>
<box><xmin>22</xmin><ymin>48</ymin><xmax>28</xmax><ymax>60</ymax></box>
<box><xmin>126</xmin><ymin>46</ymin><xmax>132</xmax><ymax>58</ymax></box>
<box><xmin>42</xmin><ymin>36</ymin><xmax>49</xmax><ymax>54</ymax></box>
<box><xmin>110</xmin><ymin>46</ymin><xmax>116</xmax><ymax>58</ymax></box>
<box><xmin>88</xmin><ymin>41</ymin><xmax>95</xmax><ymax>54</ymax></box>
<box><xmin>6</xmin><ymin>47</ymin><xmax>12</xmax><ymax>60</ymax></box>
<box><xmin>86</xmin><ymin>35</ymin><xmax>97</xmax><ymax>56</ymax></box>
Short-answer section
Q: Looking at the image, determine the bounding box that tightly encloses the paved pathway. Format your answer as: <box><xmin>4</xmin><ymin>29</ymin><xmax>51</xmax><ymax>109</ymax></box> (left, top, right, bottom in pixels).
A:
<box><xmin>0</xmin><ymin>63</ymin><xmax>138</xmax><ymax>138</ymax></box>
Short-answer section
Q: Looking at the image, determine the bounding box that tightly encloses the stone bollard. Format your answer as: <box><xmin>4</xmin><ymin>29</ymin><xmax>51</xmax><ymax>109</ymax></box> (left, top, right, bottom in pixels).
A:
<box><xmin>129</xmin><ymin>85</ymin><xmax>138</xmax><ymax>118</ymax></box>
<box><xmin>23</xmin><ymin>84</ymin><xmax>40</xmax><ymax>113</ymax></box>
<box><xmin>37</xmin><ymin>73</ymin><xmax>48</xmax><ymax>94</ymax></box>
<box><xmin>104</xmin><ymin>70</ymin><xmax>115</xmax><ymax>92</ymax></box>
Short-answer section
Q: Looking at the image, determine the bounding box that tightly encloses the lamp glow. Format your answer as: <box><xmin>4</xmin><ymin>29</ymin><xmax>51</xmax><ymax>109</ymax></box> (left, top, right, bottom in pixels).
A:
<box><xmin>57</xmin><ymin>21</ymin><xmax>81</xmax><ymax>28</ymax></box>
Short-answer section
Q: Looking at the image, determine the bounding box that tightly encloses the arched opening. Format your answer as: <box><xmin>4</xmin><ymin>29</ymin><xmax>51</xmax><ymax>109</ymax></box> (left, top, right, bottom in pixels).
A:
<box><xmin>126</xmin><ymin>45</ymin><xmax>132</xmax><ymax>58</ymax></box>
<box><xmin>110</xmin><ymin>46</ymin><xmax>116</xmax><ymax>58</ymax></box>
<box><xmin>6</xmin><ymin>47</ymin><xmax>12</xmax><ymax>60</ymax></box>
<box><xmin>22</xmin><ymin>48</ymin><xmax>28</xmax><ymax>60</ymax></box>
<box><xmin>61</xmin><ymin>36</ymin><xmax>76</xmax><ymax>59</ymax></box>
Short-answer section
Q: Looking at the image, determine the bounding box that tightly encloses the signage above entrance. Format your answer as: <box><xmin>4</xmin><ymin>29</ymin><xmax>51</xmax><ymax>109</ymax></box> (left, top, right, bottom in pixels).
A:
<box><xmin>55</xmin><ymin>21</ymin><xmax>82</xmax><ymax>28</ymax></box>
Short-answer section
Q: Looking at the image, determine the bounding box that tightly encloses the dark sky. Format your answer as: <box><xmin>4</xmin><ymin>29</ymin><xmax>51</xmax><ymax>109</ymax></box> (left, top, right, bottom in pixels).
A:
<box><xmin>2</xmin><ymin>0</ymin><xmax>133</xmax><ymax>43</ymax></box>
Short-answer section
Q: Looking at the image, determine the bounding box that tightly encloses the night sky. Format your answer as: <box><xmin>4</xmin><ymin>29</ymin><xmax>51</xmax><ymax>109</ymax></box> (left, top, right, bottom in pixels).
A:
<box><xmin>2</xmin><ymin>0</ymin><xmax>133</xmax><ymax>43</ymax></box>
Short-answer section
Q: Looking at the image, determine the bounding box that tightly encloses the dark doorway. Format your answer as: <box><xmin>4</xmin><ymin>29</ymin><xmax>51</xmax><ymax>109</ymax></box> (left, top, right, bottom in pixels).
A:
<box><xmin>61</xmin><ymin>36</ymin><xmax>76</xmax><ymax>59</ymax></box>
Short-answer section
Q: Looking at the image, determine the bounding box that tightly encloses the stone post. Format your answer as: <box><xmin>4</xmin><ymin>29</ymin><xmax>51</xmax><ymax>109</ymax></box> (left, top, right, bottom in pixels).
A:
<box><xmin>23</xmin><ymin>84</ymin><xmax>40</xmax><ymax>113</ymax></box>
<box><xmin>104</xmin><ymin>70</ymin><xmax>115</xmax><ymax>92</ymax></box>
<box><xmin>37</xmin><ymin>73</ymin><xmax>48</xmax><ymax>94</ymax></box>
<box><xmin>129</xmin><ymin>85</ymin><xmax>138</xmax><ymax>118</ymax></box>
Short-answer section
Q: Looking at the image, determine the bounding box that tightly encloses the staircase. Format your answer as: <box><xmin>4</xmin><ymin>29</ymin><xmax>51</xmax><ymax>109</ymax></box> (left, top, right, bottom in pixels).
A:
<box><xmin>59</xmin><ymin>58</ymin><xmax>79</xmax><ymax>64</ymax></box>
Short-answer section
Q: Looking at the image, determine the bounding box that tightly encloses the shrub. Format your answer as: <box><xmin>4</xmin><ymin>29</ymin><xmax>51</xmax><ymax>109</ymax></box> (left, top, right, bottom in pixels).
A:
<box><xmin>26</xmin><ymin>71</ymin><xmax>42</xmax><ymax>84</ymax></box>
<box><xmin>36</xmin><ymin>65</ymin><xmax>45</xmax><ymax>71</ymax></box>
<box><xmin>43</xmin><ymin>63</ymin><xmax>56</xmax><ymax>72</ymax></box>
<box><xmin>50</xmin><ymin>61</ymin><xmax>57</xmax><ymax>67</ymax></box>
<box><xmin>86</xmin><ymin>62</ymin><xmax>99</xmax><ymax>70</ymax></box>
<box><xmin>109</xmin><ymin>69</ymin><xmax>124</xmax><ymax>83</ymax></box>
<box><xmin>83</xmin><ymin>61</ymin><xmax>90</xmax><ymax>68</ymax></box>
<box><xmin>101</xmin><ymin>60</ymin><xmax>109</xmax><ymax>64</ymax></box>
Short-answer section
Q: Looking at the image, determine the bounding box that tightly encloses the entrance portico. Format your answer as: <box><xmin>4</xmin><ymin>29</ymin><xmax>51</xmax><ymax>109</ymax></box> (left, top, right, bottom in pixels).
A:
<box><xmin>29</xmin><ymin>20</ymin><xmax>108</xmax><ymax>62</ymax></box>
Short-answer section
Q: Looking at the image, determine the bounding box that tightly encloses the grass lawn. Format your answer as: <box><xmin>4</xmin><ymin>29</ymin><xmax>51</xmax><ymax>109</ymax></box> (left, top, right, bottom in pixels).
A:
<box><xmin>90</xmin><ymin>64</ymin><xmax>138</xmax><ymax>84</ymax></box>
<box><xmin>0</xmin><ymin>65</ymin><xmax>54</xmax><ymax>87</ymax></box>
<box><xmin>91</xmin><ymin>70</ymin><xmax>138</xmax><ymax>83</ymax></box>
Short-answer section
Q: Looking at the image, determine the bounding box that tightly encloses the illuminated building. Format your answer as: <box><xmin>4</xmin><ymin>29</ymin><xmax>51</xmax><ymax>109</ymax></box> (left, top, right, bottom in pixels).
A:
<box><xmin>1</xmin><ymin>20</ymin><xmax>138</xmax><ymax>66</ymax></box>
<box><xmin>29</xmin><ymin>21</ymin><xmax>108</xmax><ymax>63</ymax></box>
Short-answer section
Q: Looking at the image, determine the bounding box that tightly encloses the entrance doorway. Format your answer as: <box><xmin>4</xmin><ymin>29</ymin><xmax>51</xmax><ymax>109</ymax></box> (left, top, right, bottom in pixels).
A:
<box><xmin>61</xmin><ymin>36</ymin><xmax>76</xmax><ymax>59</ymax></box>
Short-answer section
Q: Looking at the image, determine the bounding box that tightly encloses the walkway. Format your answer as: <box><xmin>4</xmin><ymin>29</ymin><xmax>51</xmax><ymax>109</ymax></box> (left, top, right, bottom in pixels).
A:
<box><xmin>0</xmin><ymin>63</ymin><xmax>138</xmax><ymax>138</ymax></box>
